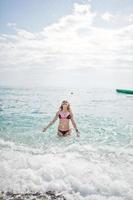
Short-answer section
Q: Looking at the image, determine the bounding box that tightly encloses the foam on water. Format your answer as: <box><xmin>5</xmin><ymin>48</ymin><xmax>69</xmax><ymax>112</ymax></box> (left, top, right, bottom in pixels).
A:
<box><xmin>0</xmin><ymin>138</ymin><xmax>133</xmax><ymax>200</ymax></box>
<box><xmin>0</xmin><ymin>86</ymin><xmax>133</xmax><ymax>200</ymax></box>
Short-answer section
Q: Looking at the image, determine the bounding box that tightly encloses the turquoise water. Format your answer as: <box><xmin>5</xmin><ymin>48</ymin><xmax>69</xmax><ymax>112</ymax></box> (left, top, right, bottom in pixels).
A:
<box><xmin>0</xmin><ymin>86</ymin><xmax>133</xmax><ymax>200</ymax></box>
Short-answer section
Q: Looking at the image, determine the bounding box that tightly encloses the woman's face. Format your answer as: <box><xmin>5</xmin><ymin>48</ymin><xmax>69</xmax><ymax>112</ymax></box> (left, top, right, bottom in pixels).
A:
<box><xmin>62</xmin><ymin>101</ymin><xmax>69</xmax><ymax>109</ymax></box>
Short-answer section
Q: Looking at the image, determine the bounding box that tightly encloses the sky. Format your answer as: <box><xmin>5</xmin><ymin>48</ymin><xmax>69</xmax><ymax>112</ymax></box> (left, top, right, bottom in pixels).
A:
<box><xmin>0</xmin><ymin>0</ymin><xmax>133</xmax><ymax>89</ymax></box>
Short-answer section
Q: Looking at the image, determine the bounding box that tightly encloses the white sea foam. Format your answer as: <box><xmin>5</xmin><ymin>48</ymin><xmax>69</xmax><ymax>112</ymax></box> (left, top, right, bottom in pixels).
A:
<box><xmin>0</xmin><ymin>138</ymin><xmax>133</xmax><ymax>200</ymax></box>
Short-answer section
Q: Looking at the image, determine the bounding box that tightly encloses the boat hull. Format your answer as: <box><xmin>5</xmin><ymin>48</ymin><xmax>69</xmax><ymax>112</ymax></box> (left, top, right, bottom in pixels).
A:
<box><xmin>116</xmin><ymin>89</ymin><xmax>133</xmax><ymax>94</ymax></box>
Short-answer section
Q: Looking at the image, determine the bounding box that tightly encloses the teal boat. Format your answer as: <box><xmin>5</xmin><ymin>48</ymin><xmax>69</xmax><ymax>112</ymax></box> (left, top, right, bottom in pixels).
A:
<box><xmin>116</xmin><ymin>89</ymin><xmax>133</xmax><ymax>94</ymax></box>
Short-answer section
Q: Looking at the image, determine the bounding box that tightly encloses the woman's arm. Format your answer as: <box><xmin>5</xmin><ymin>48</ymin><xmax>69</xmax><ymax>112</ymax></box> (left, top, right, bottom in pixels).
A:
<box><xmin>70</xmin><ymin>112</ymin><xmax>80</xmax><ymax>137</ymax></box>
<box><xmin>42</xmin><ymin>111</ymin><xmax>59</xmax><ymax>132</ymax></box>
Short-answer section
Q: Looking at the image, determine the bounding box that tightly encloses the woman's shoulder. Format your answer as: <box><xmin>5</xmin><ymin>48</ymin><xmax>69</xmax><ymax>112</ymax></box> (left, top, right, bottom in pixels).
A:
<box><xmin>56</xmin><ymin>110</ymin><xmax>60</xmax><ymax>115</ymax></box>
<box><xmin>69</xmin><ymin>111</ymin><xmax>73</xmax><ymax>117</ymax></box>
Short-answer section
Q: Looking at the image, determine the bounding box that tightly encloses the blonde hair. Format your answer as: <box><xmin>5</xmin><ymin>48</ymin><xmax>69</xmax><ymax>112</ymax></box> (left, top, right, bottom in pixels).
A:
<box><xmin>59</xmin><ymin>100</ymin><xmax>72</xmax><ymax>112</ymax></box>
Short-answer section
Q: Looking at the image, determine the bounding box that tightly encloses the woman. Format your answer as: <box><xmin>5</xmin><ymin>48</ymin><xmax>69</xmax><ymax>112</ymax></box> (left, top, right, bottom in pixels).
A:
<box><xmin>42</xmin><ymin>100</ymin><xmax>80</xmax><ymax>137</ymax></box>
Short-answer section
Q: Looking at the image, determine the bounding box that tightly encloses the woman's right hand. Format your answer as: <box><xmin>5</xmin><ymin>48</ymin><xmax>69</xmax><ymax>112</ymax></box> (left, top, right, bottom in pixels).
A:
<box><xmin>42</xmin><ymin>127</ymin><xmax>47</xmax><ymax>132</ymax></box>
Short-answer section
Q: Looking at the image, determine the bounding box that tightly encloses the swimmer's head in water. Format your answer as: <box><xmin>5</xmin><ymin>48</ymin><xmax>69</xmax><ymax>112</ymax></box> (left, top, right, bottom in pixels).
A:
<box><xmin>59</xmin><ymin>100</ymin><xmax>71</xmax><ymax>112</ymax></box>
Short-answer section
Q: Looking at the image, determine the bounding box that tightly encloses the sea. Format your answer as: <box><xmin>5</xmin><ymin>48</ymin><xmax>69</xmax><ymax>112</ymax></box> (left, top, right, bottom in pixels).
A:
<box><xmin>0</xmin><ymin>86</ymin><xmax>133</xmax><ymax>200</ymax></box>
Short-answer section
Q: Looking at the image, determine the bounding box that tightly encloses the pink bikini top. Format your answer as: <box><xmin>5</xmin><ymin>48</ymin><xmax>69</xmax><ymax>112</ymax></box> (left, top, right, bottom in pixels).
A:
<box><xmin>58</xmin><ymin>111</ymin><xmax>71</xmax><ymax>119</ymax></box>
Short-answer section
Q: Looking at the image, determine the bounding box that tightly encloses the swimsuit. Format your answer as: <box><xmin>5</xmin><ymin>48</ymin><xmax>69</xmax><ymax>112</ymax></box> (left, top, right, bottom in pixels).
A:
<box><xmin>58</xmin><ymin>111</ymin><xmax>71</xmax><ymax>135</ymax></box>
<box><xmin>58</xmin><ymin>129</ymin><xmax>71</xmax><ymax>135</ymax></box>
<box><xmin>58</xmin><ymin>111</ymin><xmax>71</xmax><ymax>119</ymax></box>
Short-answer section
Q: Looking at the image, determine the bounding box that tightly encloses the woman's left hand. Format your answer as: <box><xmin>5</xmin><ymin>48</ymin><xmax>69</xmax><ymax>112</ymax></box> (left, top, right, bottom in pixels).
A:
<box><xmin>77</xmin><ymin>131</ymin><xmax>80</xmax><ymax>137</ymax></box>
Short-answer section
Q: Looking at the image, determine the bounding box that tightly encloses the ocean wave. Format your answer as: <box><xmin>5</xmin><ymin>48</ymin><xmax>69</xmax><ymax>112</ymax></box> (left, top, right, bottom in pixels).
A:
<box><xmin>0</xmin><ymin>138</ymin><xmax>133</xmax><ymax>200</ymax></box>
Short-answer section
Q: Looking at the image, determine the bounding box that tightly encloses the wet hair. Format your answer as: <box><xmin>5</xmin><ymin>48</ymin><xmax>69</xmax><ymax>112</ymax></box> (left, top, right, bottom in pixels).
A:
<box><xmin>59</xmin><ymin>100</ymin><xmax>71</xmax><ymax>112</ymax></box>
